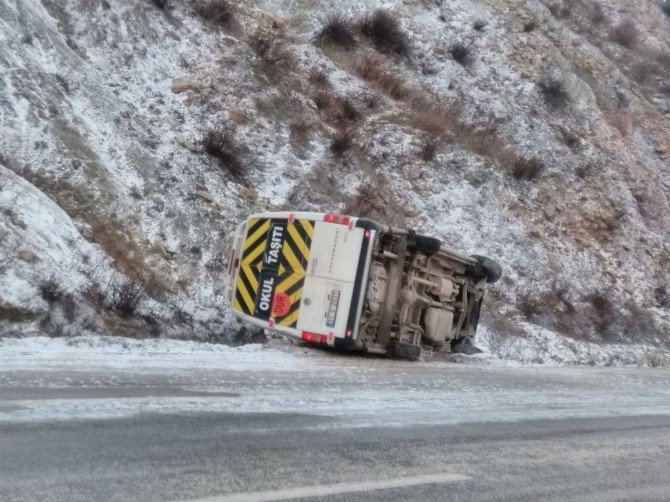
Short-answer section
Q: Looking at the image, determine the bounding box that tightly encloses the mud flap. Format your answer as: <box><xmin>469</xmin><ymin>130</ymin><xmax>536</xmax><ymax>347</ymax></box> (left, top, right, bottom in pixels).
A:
<box><xmin>451</xmin><ymin>338</ymin><xmax>483</xmax><ymax>355</ymax></box>
<box><xmin>391</xmin><ymin>341</ymin><xmax>422</xmax><ymax>361</ymax></box>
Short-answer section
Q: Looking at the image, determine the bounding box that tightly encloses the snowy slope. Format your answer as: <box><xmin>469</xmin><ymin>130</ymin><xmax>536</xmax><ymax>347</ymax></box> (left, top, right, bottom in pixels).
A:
<box><xmin>0</xmin><ymin>0</ymin><xmax>669</xmax><ymax>364</ymax></box>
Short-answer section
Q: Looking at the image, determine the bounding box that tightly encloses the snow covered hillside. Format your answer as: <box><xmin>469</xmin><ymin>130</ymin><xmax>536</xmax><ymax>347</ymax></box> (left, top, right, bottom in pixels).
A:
<box><xmin>1</xmin><ymin>0</ymin><xmax>669</xmax><ymax>364</ymax></box>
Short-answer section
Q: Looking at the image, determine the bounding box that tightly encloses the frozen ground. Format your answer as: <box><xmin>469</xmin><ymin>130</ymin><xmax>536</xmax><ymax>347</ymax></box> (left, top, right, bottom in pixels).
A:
<box><xmin>1</xmin><ymin>336</ymin><xmax>670</xmax><ymax>501</ymax></box>
<box><xmin>1</xmin><ymin>336</ymin><xmax>669</xmax><ymax>426</ymax></box>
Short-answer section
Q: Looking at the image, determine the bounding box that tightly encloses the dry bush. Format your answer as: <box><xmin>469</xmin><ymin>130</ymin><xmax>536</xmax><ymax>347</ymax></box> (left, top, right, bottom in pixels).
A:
<box><xmin>538</xmin><ymin>76</ymin><xmax>570</xmax><ymax>108</ymax></box>
<box><xmin>354</xmin><ymin>54</ymin><xmax>410</xmax><ymax>100</ymax></box>
<box><xmin>590</xmin><ymin>4</ymin><xmax>606</xmax><ymax>24</ymax></box>
<box><xmin>511</xmin><ymin>156</ymin><xmax>543</xmax><ymax>181</ymax></box>
<box><xmin>330</xmin><ymin>130</ymin><xmax>354</xmax><ymax>156</ymax></box>
<box><xmin>643</xmin><ymin>351</ymin><xmax>668</xmax><ymax>368</ymax></box>
<box><xmin>473</xmin><ymin>19</ymin><xmax>487</xmax><ymax>31</ymax></box>
<box><xmin>197</xmin><ymin>1</ymin><xmax>234</xmax><ymax>27</ymax></box>
<box><xmin>450</xmin><ymin>43</ymin><xmax>472</xmax><ymax>66</ymax></box>
<box><xmin>110</xmin><ymin>279</ymin><xmax>143</xmax><ymax>318</ymax></box>
<box><xmin>523</xmin><ymin>19</ymin><xmax>539</xmax><ymax>32</ymax></box>
<box><xmin>308</xmin><ymin>67</ymin><xmax>329</xmax><ymax>87</ymax></box>
<box><xmin>359</xmin><ymin>9</ymin><xmax>410</xmax><ymax>57</ymax></box>
<box><xmin>631</xmin><ymin>63</ymin><xmax>650</xmax><ymax>84</ymax></box>
<box><xmin>548</xmin><ymin>3</ymin><xmax>571</xmax><ymax>19</ymax></box>
<box><xmin>40</xmin><ymin>278</ymin><xmax>63</xmax><ymax>305</ymax></box>
<box><xmin>289</xmin><ymin>117</ymin><xmax>312</xmax><ymax>145</ymax></box>
<box><xmin>203</xmin><ymin>126</ymin><xmax>244</xmax><ymax>179</ymax></box>
<box><xmin>317</xmin><ymin>13</ymin><xmax>356</xmax><ymax>49</ymax></box>
<box><xmin>609</xmin><ymin>21</ymin><xmax>638</xmax><ymax>49</ymax></box>
<box><xmin>340</xmin><ymin>98</ymin><xmax>360</xmax><ymax>122</ymax></box>
<box><xmin>420</xmin><ymin>137</ymin><xmax>440</xmax><ymax>161</ymax></box>
<box><xmin>151</xmin><ymin>0</ymin><xmax>169</xmax><ymax>9</ymax></box>
<box><xmin>345</xmin><ymin>182</ymin><xmax>388</xmax><ymax>220</ymax></box>
<box><xmin>249</xmin><ymin>32</ymin><xmax>296</xmax><ymax>80</ymax></box>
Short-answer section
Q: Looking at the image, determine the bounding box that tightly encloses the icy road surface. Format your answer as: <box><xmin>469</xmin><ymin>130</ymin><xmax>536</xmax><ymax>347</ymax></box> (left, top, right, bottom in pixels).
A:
<box><xmin>1</xmin><ymin>336</ymin><xmax>670</xmax><ymax>501</ymax></box>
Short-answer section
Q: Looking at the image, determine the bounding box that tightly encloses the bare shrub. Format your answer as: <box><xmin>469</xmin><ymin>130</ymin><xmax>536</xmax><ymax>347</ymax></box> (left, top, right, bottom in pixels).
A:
<box><xmin>40</xmin><ymin>278</ymin><xmax>63</xmax><ymax>305</ymax></box>
<box><xmin>308</xmin><ymin>67</ymin><xmax>329</xmax><ymax>87</ymax></box>
<box><xmin>420</xmin><ymin>137</ymin><xmax>440</xmax><ymax>161</ymax></box>
<box><xmin>590</xmin><ymin>4</ymin><xmax>606</xmax><ymax>24</ymax></box>
<box><xmin>197</xmin><ymin>1</ymin><xmax>234</xmax><ymax>27</ymax></box>
<box><xmin>586</xmin><ymin>292</ymin><xmax>614</xmax><ymax>337</ymax></box>
<box><xmin>249</xmin><ymin>32</ymin><xmax>296</xmax><ymax>79</ymax></box>
<box><xmin>110</xmin><ymin>279</ymin><xmax>144</xmax><ymax>319</ymax></box>
<box><xmin>631</xmin><ymin>63</ymin><xmax>650</xmax><ymax>84</ymax></box>
<box><xmin>289</xmin><ymin>117</ymin><xmax>312</xmax><ymax>145</ymax></box>
<box><xmin>548</xmin><ymin>3</ymin><xmax>571</xmax><ymax>19</ymax></box>
<box><xmin>643</xmin><ymin>351</ymin><xmax>668</xmax><ymax>368</ymax></box>
<box><xmin>359</xmin><ymin>9</ymin><xmax>410</xmax><ymax>57</ymax></box>
<box><xmin>450</xmin><ymin>43</ymin><xmax>472</xmax><ymax>66</ymax></box>
<box><xmin>345</xmin><ymin>182</ymin><xmax>387</xmax><ymax>220</ymax></box>
<box><xmin>523</xmin><ymin>19</ymin><xmax>539</xmax><ymax>32</ymax></box>
<box><xmin>151</xmin><ymin>0</ymin><xmax>169</xmax><ymax>9</ymax></box>
<box><xmin>538</xmin><ymin>76</ymin><xmax>570</xmax><ymax>108</ymax></box>
<box><xmin>330</xmin><ymin>130</ymin><xmax>354</xmax><ymax>156</ymax></box>
<box><xmin>317</xmin><ymin>13</ymin><xmax>356</xmax><ymax>49</ymax></box>
<box><xmin>609</xmin><ymin>21</ymin><xmax>638</xmax><ymax>49</ymax></box>
<box><xmin>203</xmin><ymin>127</ymin><xmax>244</xmax><ymax>179</ymax></box>
<box><xmin>511</xmin><ymin>156</ymin><xmax>543</xmax><ymax>181</ymax></box>
<box><xmin>341</xmin><ymin>98</ymin><xmax>360</xmax><ymax>122</ymax></box>
<box><xmin>473</xmin><ymin>19</ymin><xmax>487</xmax><ymax>31</ymax></box>
<box><xmin>354</xmin><ymin>54</ymin><xmax>410</xmax><ymax>100</ymax></box>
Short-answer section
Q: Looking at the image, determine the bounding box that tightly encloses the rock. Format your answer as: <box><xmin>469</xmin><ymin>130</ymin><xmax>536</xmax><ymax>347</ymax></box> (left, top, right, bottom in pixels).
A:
<box><xmin>196</xmin><ymin>189</ymin><xmax>215</xmax><ymax>203</ymax></box>
<box><xmin>237</xmin><ymin>186</ymin><xmax>258</xmax><ymax>203</ymax></box>
<box><xmin>171</xmin><ymin>77</ymin><xmax>198</xmax><ymax>94</ymax></box>
<box><xmin>18</xmin><ymin>249</ymin><xmax>38</xmax><ymax>263</ymax></box>
<box><xmin>229</xmin><ymin>110</ymin><xmax>248</xmax><ymax>124</ymax></box>
<box><xmin>176</xmin><ymin>135</ymin><xmax>199</xmax><ymax>152</ymax></box>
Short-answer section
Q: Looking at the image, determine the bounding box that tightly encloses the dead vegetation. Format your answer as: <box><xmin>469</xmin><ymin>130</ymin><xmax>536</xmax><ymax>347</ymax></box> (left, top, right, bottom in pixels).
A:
<box><xmin>419</xmin><ymin>137</ymin><xmax>440</xmax><ymax>161</ymax></box>
<box><xmin>450</xmin><ymin>43</ymin><xmax>472</xmax><ymax>66</ymax></box>
<box><xmin>511</xmin><ymin>156</ymin><xmax>544</xmax><ymax>181</ymax></box>
<box><xmin>196</xmin><ymin>1</ymin><xmax>235</xmax><ymax>27</ymax></box>
<box><xmin>316</xmin><ymin>13</ymin><xmax>356</xmax><ymax>49</ymax></box>
<box><xmin>308</xmin><ymin>67</ymin><xmax>329</xmax><ymax>87</ymax></box>
<box><xmin>538</xmin><ymin>76</ymin><xmax>570</xmax><ymax>108</ymax></box>
<box><xmin>359</xmin><ymin>9</ymin><xmax>410</xmax><ymax>58</ymax></box>
<box><xmin>249</xmin><ymin>32</ymin><xmax>297</xmax><ymax>80</ymax></box>
<box><xmin>330</xmin><ymin>130</ymin><xmax>354</xmax><ymax>156</ymax></box>
<box><xmin>609</xmin><ymin>21</ymin><xmax>638</xmax><ymax>49</ymax></box>
<box><xmin>354</xmin><ymin>54</ymin><xmax>410</xmax><ymax>100</ymax></box>
<box><xmin>203</xmin><ymin>126</ymin><xmax>244</xmax><ymax>180</ymax></box>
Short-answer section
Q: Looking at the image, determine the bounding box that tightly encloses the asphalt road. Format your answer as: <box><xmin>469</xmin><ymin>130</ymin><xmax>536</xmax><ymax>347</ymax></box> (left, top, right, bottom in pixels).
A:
<box><xmin>1</xmin><ymin>339</ymin><xmax>670</xmax><ymax>501</ymax></box>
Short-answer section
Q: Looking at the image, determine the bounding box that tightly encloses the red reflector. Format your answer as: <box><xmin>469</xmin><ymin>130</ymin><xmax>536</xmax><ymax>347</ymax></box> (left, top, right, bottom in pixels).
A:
<box><xmin>346</xmin><ymin>329</ymin><xmax>352</xmax><ymax>338</ymax></box>
<box><xmin>234</xmin><ymin>258</ymin><xmax>239</xmax><ymax>269</ymax></box>
<box><xmin>324</xmin><ymin>214</ymin><xmax>350</xmax><ymax>226</ymax></box>
<box><xmin>288</xmin><ymin>213</ymin><xmax>295</xmax><ymax>223</ymax></box>
<box><xmin>302</xmin><ymin>332</ymin><xmax>327</xmax><ymax>344</ymax></box>
<box><xmin>364</xmin><ymin>230</ymin><xmax>370</xmax><ymax>238</ymax></box>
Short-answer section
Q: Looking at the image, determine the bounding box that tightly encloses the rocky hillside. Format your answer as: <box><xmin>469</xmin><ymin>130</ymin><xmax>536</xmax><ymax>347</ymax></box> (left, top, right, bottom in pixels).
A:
<box><xmin>1</xmin><ymin>0</ymin><xmax>669</xmax><ymax>364</ymax></box>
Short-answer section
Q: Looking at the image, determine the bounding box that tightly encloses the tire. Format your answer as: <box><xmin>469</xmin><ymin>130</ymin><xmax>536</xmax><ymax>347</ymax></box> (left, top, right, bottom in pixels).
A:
<box><xmin>471</xmin><ymin>255</ymin><xmax>502</xmax><ymax>284</ymax></box>
<box><xmin>409</xmin><ymin>231</ymin><xmax>442</xmax><ymax>255</ymax></box>
<box><xmin>391</xmin><ymin>341</ymin><xmax>422</xmax><ymax>361</ymax></box>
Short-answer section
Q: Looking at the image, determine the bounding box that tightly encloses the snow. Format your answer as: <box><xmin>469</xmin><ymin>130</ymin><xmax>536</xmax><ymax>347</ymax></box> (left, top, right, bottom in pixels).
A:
<box><xmin>1</xmin><ymin>336</ymin><xmax>669</xmax><ymax>426</ymax></box>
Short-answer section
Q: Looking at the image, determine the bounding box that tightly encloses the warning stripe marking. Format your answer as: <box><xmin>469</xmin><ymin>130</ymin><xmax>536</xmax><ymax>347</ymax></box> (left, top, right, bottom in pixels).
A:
<box><xmin>234</xmin><ymin>218</ymin><xmax>314</xmax><ymax>323</ymax></box>
<box><xmin>234</xmin><ymin>219</ymin><xmax>270</xmax><ymax>315</ymax></box>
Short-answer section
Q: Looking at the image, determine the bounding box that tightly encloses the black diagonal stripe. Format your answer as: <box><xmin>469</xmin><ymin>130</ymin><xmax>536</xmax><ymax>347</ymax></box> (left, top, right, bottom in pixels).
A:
<box><xmin>285</xmin><ymin>234</ymin><xmax>307</xmax><ymax>267</ymax></box>
<box><xmin>251</xmin><ymin>263</ymin><xmax>261</xmax><ymax>281</ymax></box>
<box><xmin>285</xmin><ymin>277</ymin><xmax>304</xmax><ymax>297</ymax></box>
<box><xmin>243</xmin><ymin>230</ymin><xmax>269</xmax><ymax>262</ymax></box>
<box><xmin>293</xmin><ymin>221</ymin><xmax>310</xmax><ymax>249</ymax></box>
<box><xmin>238</xmin><ymin>267</ymin><xmax>256</xmax><ymax>307</ymax></box>
<box><xmin>235</xmin><ymin>289</ymin><xmax>252</xmax><ymax>314</ymax></box>
<box><xmin>247</xmin><ymin>218</ymin><xmax>265</xmax><ymax>238</ymax></box>
<box><xmin>301</xmin><ymin>220</ymin><xmax>314</xmax><ymax>246</ymax></box>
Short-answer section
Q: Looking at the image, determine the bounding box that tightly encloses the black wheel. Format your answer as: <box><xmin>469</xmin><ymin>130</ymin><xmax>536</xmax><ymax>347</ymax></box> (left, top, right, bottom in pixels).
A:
<box><xmin>471</xmin><ymin>255</ymin><xmax>502</xmax><ymax>283</ymax></box>
<box><xmin>409</xmin><ymin>231</ymin><xmax>442</xmax><ymax>255</ymax></box>
<box><xmin>391</xmin><ymin>341</ymin><xmax>422</xmax><ymax>361</ymax></box>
